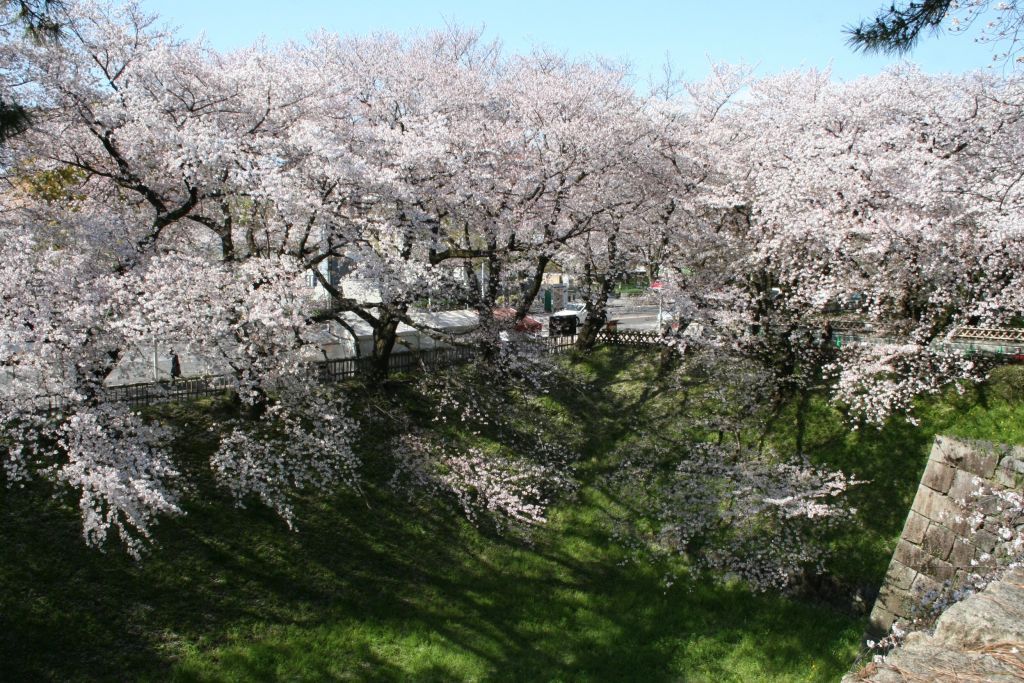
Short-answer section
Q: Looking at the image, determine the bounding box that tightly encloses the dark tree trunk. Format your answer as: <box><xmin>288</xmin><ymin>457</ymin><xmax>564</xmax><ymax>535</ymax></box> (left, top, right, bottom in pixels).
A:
<box><xmin>575</xmin><ymin>273</ymin><xmax>612</xmax><ymax>351</ymax></box>
<box><xmin>477</xmin><ymin>249</ymin><xmax>503</xmax><ymax>361</ymax></box>
<box><xmin>515</xmin><ymin>254</ymin><xmax>550</xmax><ymax>322</ymax></box>
<box><xmin>368</xmin><ymin>304</ymin><xmax>405</xmax><ymax>381</ymax></box>
<box><xmin>576</xmin><ymin>231</ymin><xmax>618</xmax><ymax>352</ymax></box>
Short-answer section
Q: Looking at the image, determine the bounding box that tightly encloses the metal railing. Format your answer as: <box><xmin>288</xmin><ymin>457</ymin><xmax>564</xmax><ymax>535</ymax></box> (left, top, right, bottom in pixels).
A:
<box><xmin>30</xmin><ymin>320</ymin><xmax>1019</xmax><ymax>413</ymax></box>
<box><xmin>33</xmin><ymin>334</ymin><xmax>622</xmax><ymax>411</ymax></box>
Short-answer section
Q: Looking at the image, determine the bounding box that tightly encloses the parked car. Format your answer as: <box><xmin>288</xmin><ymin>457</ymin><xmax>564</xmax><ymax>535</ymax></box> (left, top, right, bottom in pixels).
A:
<box><xmin>657</xmin><ymin>310</ymin><xmax>675</xmax><ymax>330</ymax></box>
<box><xmin>493</xmin><ymin>308</ymin><xmax>543</xmax><ymax>334</ymax></box>
<box><xmin>553</xmin><ymin>301</ymin><xmax>588</xmax><ymax>324</ymax></box>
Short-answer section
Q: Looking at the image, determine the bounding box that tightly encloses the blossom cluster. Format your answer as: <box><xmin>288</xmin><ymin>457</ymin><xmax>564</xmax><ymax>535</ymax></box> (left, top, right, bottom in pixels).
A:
<box><xmin>390</xmin><ymin>432</ymin><xmax>573</xmax><ymax>533</ymax></box>
<box><xmin>609</xmin><ymin>438</ymin><xmax>860</xmax><ymax>592</ymax></box>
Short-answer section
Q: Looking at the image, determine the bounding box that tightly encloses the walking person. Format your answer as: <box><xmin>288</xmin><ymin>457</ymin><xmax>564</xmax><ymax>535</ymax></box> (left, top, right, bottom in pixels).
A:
<box><xmin>169</xmin><ymin>350</ymin><xmax>182</xmax><ymax>382</ymax></box>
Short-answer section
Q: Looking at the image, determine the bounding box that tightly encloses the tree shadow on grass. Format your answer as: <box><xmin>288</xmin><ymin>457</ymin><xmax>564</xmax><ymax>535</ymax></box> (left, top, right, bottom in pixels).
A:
<box><xmin>2</xmin><ymin>463</ymin><xmax>861</xmax><ymax>682</ymax></box>
<box><xmin>764</xmin><ymin>395</ymin><xmax>940</xmax><ymax>588</ymax></box>
<box><xmin>2</xmin><ymin>349</ymin><xmax>866</xmax><ymax>682</ymax></box>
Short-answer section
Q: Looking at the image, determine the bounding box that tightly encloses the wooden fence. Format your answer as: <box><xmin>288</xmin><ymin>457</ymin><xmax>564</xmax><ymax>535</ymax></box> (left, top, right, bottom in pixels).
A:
<box><xmin>829</xmin><ymin>325</ymin><xmax>1024</xmax><ymax>361</ymax></box>
<box><xmin>595</xmin><ymin>329</ymin><xmax>662</xmax><ymax>347</ymax></box>
<box><xmin>953</xmin><ymin>326</ymin><xmax>1024</xmax><ymax>343</ymax></box>
<box><xmin>326</xmin><ymin>333</ymin><xmax>661</xmax><ymax>371</ymax></box>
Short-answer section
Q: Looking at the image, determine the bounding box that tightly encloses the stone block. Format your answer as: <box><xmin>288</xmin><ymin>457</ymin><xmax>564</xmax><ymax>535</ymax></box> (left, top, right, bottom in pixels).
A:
<box><xmin>930</xmin><ymin>436</ymin><xmax>952</xmax><ymax>464</ymax></box>
<box><xmin>884</xmin><ymin>560</ymin><xmax>918</xmax><ymax>591</ymax></box>
<box><xmin>878</xmin><ymin>584</ymin><xmax>915</xmax><ymax>618</ymax></box>
<box><xmin>946</xmin><ymin>511</ymin><xmax>972</xmax><ymax>537</ymax></box>
<box><xmin>910</xmin><ymin>485</ymin><xmax>938</xmax><ymax>516</ymax></box>
<box><xmin>948</xmin><ymin>469</ymin><xmax>989</xmax><ymax>504</ymax></box>
<box><xmin>994</xmin><ymin>455</ymin><xmax>1024</xmax><ymax>488</ymax></box>
<box><xmin>973</xmin><ymin>546</ymin><xmax>998</xmax><ymax>570</ymax></box>
<box><xmin>948</xmin><ymin>538</ymin><xmax>975</xmax><ymax>569</ymax></box>
<box><xmin>903</xmin><ymin>511</ymin><xmax>929</xmax><ymax>545</ymax></box>
<box><xmin>922</xmin><ymin>555</ymin><xmax>956</xmax><ymax>583</ymax></box>
<box><xmin>933</xmin><ymin>569</ymin><xmax>1024</xmax><ymax>647</ymax></box>
<box><xmin>962</xmin><ymin>446</ymin><xmax>999</xmax><ymax>478</ymax></box>
<box><xmin>971</xmin><ymin>529</ymin><xmax>999</xmax><ymax>553</ymax></box>
<box><xmin>921</xmin><ymin>461</ymin><xmax>956</xmax><ymax>494</ymax></box>
<box><xmin>974</xmin><ymin>494</ymin><xmax>1007</xmax><ymax>516</ymax></box>
<box><xmin>868</xmin><ymin>604</ymin><xmax>897</xmax><ymax>634</ymax></box>
<box><xmin>922</xmin><ymin>522</ymin><xmax>956</xmax><ymax>561</ymax></box>
<box><xmin>933</xmin><ymin>437</ymin><xmax>999</xmax><ymax>477</ymax></box>
<box><xmin>911</xmin><ymin>572</ymin><xmax>942</xmax><ymax>600</ymax></box>
<box><xmin>893</xmin><ymin>539</ymin><xmax>926</xmax><ymax>569</ymax></box>
<box><xmin>911</xmin><ymin>488</ymin><xmax>971</xmax><ymax>535</ymax></box>
<box><xmin>996</xmin><ymin>452</ymin><xmax>1018</xmax><ymax>471</ymax></box>
<box><xmin>995</xmin><ymin>468</ymin><xmax>1021</xmax><ymax>489</ymax></box>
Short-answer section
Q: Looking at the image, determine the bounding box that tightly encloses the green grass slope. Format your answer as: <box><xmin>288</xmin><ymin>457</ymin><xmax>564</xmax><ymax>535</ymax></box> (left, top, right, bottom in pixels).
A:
<box><xmin>2</xmin><ymin>353</ymin><xmax>1022</xmax><ymax>682</ymax></box>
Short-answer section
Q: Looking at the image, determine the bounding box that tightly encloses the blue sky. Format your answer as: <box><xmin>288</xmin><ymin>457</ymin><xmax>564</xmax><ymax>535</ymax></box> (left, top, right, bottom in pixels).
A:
<box><xmin>140</xmin><ymin>0</ymin><xmax>1004</xmax><ymax>83</ymax></box>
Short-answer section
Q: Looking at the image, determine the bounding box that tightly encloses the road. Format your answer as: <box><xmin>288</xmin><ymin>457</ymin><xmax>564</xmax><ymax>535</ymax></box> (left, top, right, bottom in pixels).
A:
<box><xmin>606</xmin><ymin>310</ymin><xmax>663</xmax><ymax>331</ymax></box>
<box><xmin>533</xmin><ymin>301</ymin><xmax>664</xmax><ymax>334</ymax></box>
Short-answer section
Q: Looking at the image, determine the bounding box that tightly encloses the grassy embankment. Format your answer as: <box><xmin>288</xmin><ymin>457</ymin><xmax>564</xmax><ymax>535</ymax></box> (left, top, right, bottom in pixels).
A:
<box><xmin>2</xmin><ymin>350</ymin><xmax>1022</xmax><ymax>682</ymax></box>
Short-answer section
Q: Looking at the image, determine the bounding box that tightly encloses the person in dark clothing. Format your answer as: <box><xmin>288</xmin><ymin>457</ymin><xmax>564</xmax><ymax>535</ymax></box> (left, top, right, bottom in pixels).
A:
<box><xmin>169</xmin><ymin>350</ymin><xmax>181</xmax><ymax>381</ymax></box>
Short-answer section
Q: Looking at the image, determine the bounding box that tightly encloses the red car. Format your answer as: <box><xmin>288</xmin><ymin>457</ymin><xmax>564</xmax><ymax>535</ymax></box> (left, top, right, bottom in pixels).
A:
<box><xmin>493</xmin><ymin>308</ymin><xmax>543</xmax><ymax>334</ymax></box>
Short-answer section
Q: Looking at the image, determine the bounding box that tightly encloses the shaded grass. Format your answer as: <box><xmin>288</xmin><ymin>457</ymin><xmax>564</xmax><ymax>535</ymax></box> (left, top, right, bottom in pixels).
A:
<box><xmin>2</xmin><ymin>355</ymin><xmax>1022</xmax><ymax>681</ymax></box>
<box><xmin>768</xmin><ymin>364</ymin><xmax>1024</xmax><ymax>588</ymax></box>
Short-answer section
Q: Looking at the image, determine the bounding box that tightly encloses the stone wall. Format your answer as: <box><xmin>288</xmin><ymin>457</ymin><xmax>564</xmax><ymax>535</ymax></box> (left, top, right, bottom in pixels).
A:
<box><xmin>845</xmin><ymin>568</ymin><xmax>1024</xmax><ymax>682</ymax></box>
<box><xmin>869</xmin><ymin>435</ymin><xmax>1024</xmax><ymax>633</ymax></box>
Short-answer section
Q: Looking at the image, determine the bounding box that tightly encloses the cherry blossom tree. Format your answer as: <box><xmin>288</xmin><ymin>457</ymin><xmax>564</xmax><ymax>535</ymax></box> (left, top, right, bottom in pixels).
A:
<box><xmin>656</xmin><ymin>65</ymin><xmax>1024</xmax><ymax>427</ymax></box>
<box><xmin>0</xmin><ymin>1</ymin><xmax>363</xmax><ymax>553</ymax></box>
<box><xmin>610</xmin><ymin>437</ymin><xmax>860</xmax><ymax>591</ymax></box>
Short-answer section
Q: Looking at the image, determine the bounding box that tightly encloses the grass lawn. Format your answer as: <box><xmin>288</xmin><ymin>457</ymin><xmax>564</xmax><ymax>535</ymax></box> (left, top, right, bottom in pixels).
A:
<box><xmin>2</xmin><ymin>351</ymin><xmax>1022</xmax><ymax>682</ymax></box>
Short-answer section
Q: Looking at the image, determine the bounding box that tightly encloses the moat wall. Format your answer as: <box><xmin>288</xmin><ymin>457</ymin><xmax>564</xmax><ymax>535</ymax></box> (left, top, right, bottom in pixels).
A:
<box><xmin>868</xmin><ymin>435</ymin><xmax>1024</xmax><ymax>633</ymax></box>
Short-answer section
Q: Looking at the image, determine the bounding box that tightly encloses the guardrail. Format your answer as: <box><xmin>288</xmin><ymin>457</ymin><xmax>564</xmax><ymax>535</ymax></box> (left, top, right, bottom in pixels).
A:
<box><xmin>35</xmin><ymin>322</ymin><xmax>1016</xmax><ymax>412</ymax></box>
<box><xmin>952</xmin><ymin>326</ymin><xmax>1024</xmax><ymax>343</ymax></box>
<box><xmin>831</xmin><ymin>328</ymin><xmax>1024</xmax><ymax>362</ymax></box>
<box><xmin>33</xmin><ymin>335</ymin><xmax>605</xmax><ymax>411</ymax></box>
<box><xmin>106</xmin><ymin>375</ymin><xmax>236</xmax><ymax>409</ymax></box>
<box><xmin>318</xmin><ymin>344</ymin><xmax>483</xmax><ymax>381</ymax></box>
